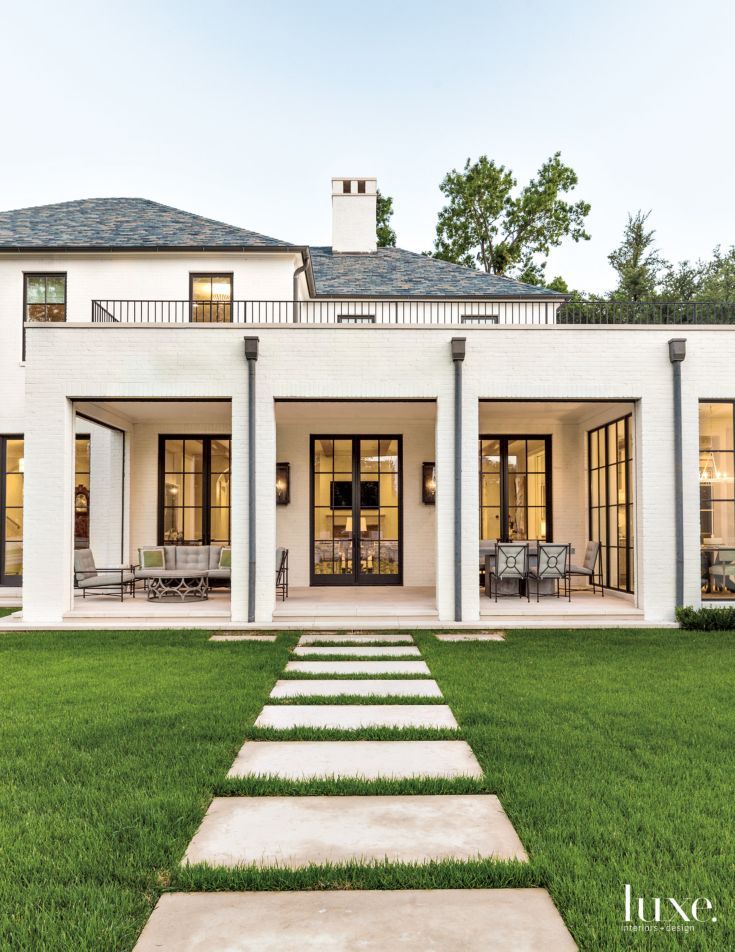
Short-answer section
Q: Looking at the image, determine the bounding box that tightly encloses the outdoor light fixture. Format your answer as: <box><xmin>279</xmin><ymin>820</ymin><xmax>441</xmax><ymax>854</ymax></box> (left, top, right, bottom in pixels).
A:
<box><xmin>276</xmin><ymin>462</ymin><xmax>290</xmax><ymax>505</ymax></box>
<box><xmin>422</xmin><ymin>462</ymin><xmax>436</xmax><ymax>505</ymax></box>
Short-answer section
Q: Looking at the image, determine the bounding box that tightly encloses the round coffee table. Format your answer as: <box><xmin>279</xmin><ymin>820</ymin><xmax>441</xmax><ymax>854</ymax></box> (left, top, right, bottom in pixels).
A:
<box><xmin>147</xmin><ymin>570</ymin><xmax>209</xmax><ymax>601</ymax></box>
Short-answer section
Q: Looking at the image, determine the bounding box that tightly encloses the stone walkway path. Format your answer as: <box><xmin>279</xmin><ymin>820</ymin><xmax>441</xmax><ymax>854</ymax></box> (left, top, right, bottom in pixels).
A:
<box><xmin>135</xmin><ymin>633</ymin><xmax>576</xmax><ymax>950</ymax></box>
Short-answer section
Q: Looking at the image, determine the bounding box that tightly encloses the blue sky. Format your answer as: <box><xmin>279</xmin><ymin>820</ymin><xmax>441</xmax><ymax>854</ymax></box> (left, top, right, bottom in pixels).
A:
<box><xmin>1</xmin><ymin>0</ymin><xmax>732</xmax><ymax>291</ymax></box>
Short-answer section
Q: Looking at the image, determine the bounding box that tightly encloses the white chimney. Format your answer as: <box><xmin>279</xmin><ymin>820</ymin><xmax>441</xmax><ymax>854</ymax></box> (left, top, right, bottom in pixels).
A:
<box><xmin>331</xmin><ymin>177</ymin><xmax>377</xmax><ymax>253</ymax></box>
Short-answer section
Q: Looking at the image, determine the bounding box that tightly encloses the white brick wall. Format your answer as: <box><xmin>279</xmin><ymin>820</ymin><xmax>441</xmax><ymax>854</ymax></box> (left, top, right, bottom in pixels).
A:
<box><xmin>16</xmin><ymin>322</ymin><xmax>735</xmax><ymax>624</ymax></box>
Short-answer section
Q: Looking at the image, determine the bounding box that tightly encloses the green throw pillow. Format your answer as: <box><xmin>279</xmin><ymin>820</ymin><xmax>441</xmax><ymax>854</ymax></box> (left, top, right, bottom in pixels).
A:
<box><xmin>141</xmin><ymin>548</ymin><xmax>165</xmax><ymax>569</ymax></box>
<box><xmin>219</xmin><ymin>548</ymin><xmax>231</xmax><ymax>569</ymax></box>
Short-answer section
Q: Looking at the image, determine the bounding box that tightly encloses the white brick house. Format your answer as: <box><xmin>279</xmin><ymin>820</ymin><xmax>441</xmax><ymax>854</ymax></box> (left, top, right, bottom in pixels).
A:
<box><xmin>1</xmin><ymin>179</ymin><xmax>733</xmax><ymax>628</ymax></box>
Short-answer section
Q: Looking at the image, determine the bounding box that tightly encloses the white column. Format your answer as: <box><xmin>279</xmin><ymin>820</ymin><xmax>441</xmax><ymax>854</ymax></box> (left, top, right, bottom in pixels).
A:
<box><xmin>254</xmin><ymin>394</ymin><xmax>277</xmax><ymax>623</ymax></box>
<box><xmin>435</xmin><ymin>394</ymin><xmax>454</xmax><ymax>621</ymax></box>
<box><xmin>22</xmin><ymin>397</ymin><xmax>74</xmax><ymax>624</ymax></box>
<box><xmin>230</xmin><ymin>393</ymin><xmax>247</xmax><ymax>623</ymax></box>
<box><xmin>461</xmin><ymin>387</ymin><xmax>480</xmax><ymax>621</ymax></box>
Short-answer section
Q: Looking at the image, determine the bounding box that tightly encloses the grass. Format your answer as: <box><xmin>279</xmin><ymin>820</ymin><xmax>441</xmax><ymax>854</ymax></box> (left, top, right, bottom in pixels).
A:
<box><xmin>175</xmin><ymin>857</ymin><xmax>534</xmax><ymax>893</ymax></box>
<box><xmin>216</xmin><ymin>775</ymin><xmax>489</xmax><ymax>797</ymax></box>
<box><xmin>1</xmin><ymin>626</ymin><xmax>733</xmax><ymax>950</ymax></box>
<box><xmin>0</xmin><ymin>606</ymin><xmax>20</xmax><ymax>618</ymax></box>
<box><xmin>416</xmin><ymin>628</ymin><xmax>735</xmax><ymax>950</ymax></box>
<box><xmin>0</xmin><ymin>629</ymin><xmax>289</xmax><ymax>951</ymax></box>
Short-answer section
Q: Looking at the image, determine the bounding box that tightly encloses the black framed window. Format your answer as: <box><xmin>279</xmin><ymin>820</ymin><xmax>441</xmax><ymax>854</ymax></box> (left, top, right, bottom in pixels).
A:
<box><xmin>588</xmin><ymin>415</ymin><xmax>634</xmax><ymax>593</ymax></box>
<box><xmin>699</xmin><ymin>402</ymin><xmax>735</xmax><ymax>600</ymax></box>
<box><xmin>189</xmin><ymin>274</ymin><xmax>233</xmax><ymax>323</ymax></box>
<box><xmin>479</xmin><ymin>436</ymin><xmax>551</xmax><ymax>542</ymax></box>
<box><xmin>23</xmin><ymin>273</ymin><xmax>66</xmax><ymax>359</ymax></box>
<box><xmin>1</xmin><ymin>436</ymin><xmax>24</xmax><ymax>586</ymax></box>
<box><xmin>159</xmin><ymin>436</ymin><xmax>230</xmax><ymax>545</ymax></box>
<box><xmin>74</xmin><ymin>436</ymin><xmax>90</xmax><ymax>549</ymax></box>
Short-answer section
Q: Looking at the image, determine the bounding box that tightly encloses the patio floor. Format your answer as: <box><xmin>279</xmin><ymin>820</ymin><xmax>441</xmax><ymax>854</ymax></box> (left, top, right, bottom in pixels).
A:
<box><xmin>0</xmin><ymin>584</ymin><xmax>661</xmax><ymax>631</ymax></box>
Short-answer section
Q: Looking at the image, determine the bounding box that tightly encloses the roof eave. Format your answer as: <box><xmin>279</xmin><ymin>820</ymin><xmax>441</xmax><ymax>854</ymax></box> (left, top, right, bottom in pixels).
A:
<box><xmin>0</xmin><ymin>244</ymin><xmax>308</xmax><ymax>254</ymax></box>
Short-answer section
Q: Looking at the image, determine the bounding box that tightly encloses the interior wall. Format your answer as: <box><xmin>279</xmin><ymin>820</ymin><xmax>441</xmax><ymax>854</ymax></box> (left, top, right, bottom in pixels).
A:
<box><xmin>276</xmin><ymin>410</ymin><xmax>436</xmax><ymax>588</ymax></box>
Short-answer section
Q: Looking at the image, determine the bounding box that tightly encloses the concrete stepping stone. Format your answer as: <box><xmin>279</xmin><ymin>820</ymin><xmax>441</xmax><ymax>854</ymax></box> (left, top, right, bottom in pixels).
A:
<box><xmin>135</xmin><ymin>889</ymin><xmax>576</xmax><ymax>951</ymax></box>
<box><xmin>182</xmin><ymin>795</ymin><xmax>528</xmax><ymax>868</ymax></box>
<box><xmin>435</xmin><ymin>632</ymin><xmax>505</xmax><ymax>642</ymax></box>
<box><xmin>270</xmin><ymin>679</ymin><xmax>442</xmax><ymax>698</ymax></box>
<box><xmin>209</xmin><ymin>634</ymin><xmax>277</xmax><ymax>642</ymax></box>
<box><xmin>254</xmin><ymin>705</ymin><xmax>458</xmax><ymax>730</ymax></box>
<box><xmin>227</xmin><ymin>741</ymin><xmax>482</xmax><ymax>780</ymax></box>
<box><xmin>285</xmin><ymin>660</ymin><xmax>430</xmax><ymax>675</ymax></box>
<box><xmin>292</xmin><ymin>645</ymin><xmax>422</xmax><ymax>657</ymax></box>
<box><xmin>298</xmin><ymin>633</ymin><xmax>414</xmax><ymax>644</ymax></box>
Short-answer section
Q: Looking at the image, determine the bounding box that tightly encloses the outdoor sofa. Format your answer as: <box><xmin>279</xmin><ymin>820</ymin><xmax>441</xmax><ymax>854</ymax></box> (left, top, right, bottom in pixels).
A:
<box><xmin>137</xmin><ymin>545</ymin><xmax>231</xmax><ymax>590</ymax></box>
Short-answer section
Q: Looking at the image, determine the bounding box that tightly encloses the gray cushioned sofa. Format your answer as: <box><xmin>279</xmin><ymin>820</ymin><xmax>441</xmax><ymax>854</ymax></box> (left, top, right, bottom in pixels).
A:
<box><xmin>137</xmin><ymin>545</ymin><xmax>231</xmax><ymax>588</ymax></box>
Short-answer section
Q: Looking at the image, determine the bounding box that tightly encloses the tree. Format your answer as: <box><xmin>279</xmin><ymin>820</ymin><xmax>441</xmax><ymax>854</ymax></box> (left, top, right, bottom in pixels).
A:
<box><xmin>698</xmin><ymin>246</ymin><xmax>735</xmax><ymax>301</ymax></box>
<box><xmin>608</xmin><ymin>211</ymin><xmax>667</xmax><ymax>301</ymax></box>
<box><xmin>376</xmin><ymin>190</ymin><xmax>396</xmax><ymax>247</ymax></box>
<box><xmin>431</xmin><ymin>152</ymin><xmax>590</xmax><ymax>283</ymax></box>
<box><xmin>658</xmin><ymin>259</ymin><xmax>704</xmax><ymax>302</ymax></box>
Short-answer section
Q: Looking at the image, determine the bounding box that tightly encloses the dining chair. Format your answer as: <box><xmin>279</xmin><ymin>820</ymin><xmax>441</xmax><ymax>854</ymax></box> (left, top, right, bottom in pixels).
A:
<box><xmin>487</xmin><ymin>542</ymin><xmax>529</xmax><ymax>602</ymax></box>
<box><xmin>529</xmin><ymin>543</ymin><xmax>571</xmax><ymax>601</ymax></box>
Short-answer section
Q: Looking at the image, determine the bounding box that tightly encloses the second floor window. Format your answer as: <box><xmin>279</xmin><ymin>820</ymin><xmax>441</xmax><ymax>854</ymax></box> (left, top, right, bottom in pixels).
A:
<box><xmin>25</xmin><ymin>273</ymin><xmax>66</xmax><ymax>323</ymax></box>
<box><xmin>190</xmin><ymin>274</ymin><xmax>233</xmax><ymax>323</ymax></box>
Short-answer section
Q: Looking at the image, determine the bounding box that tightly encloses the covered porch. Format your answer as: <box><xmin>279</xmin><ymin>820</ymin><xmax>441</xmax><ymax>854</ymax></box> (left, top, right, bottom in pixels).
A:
<box><xmin>66</xmin><ymin>399</ymin><xmax>235</xmax><ymax>623</ymax></box>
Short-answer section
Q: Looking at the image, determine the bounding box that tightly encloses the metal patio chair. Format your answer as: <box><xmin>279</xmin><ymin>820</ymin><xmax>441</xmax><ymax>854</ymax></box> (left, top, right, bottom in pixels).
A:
<box><xmin>528</xmin><ymin>542</ymin><xmax>571</xmax><ymax>602</ymax></box>
<box><xmin>276</xmin><ymin>547</ymin><xmax>289</xmax><ymax>601</ymax></box>
<box><xmin>73</xmin><ymin>549</ymin><xmax>135</xmax><ymax>601</ymax></box>
<box><xmin>487</xmin><ymin>542</ymin><xmax>529</xmax><ymax>602</ymax></box>
<box><xmin>569</xmin><ymin>540</ymin><xmax>604</xmax><ymax>596</ymax></box>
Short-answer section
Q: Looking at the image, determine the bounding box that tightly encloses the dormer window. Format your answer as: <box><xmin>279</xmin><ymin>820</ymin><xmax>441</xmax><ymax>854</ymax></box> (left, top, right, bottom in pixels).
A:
<box><xmin>190</xmin><ymin>274</ymin><xmax>233</xmax><ymax>323</ymax></box>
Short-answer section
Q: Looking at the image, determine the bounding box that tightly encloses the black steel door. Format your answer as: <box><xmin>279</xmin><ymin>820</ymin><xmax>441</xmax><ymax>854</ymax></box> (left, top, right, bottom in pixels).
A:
<box><xmin>310</xmin><ymin>435</ymin><xmax>402</xmax><ymax>586</ymax></box>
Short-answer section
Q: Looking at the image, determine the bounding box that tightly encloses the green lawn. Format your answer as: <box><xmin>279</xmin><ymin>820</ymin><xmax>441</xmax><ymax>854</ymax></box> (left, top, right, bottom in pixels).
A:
<box><xmin>0</xmin><ymin>630</ymin><xmax>289</xmax><ymax>950</ymax></box>
<box><xmin>1</xmin><ymin>627</ymin><xmax>733</xmax><ymax>950</ymax></box>
<box><xmin>0</xmin><ymin>607</ymin><xmax>20</xmax><ymax>618</ymax></box>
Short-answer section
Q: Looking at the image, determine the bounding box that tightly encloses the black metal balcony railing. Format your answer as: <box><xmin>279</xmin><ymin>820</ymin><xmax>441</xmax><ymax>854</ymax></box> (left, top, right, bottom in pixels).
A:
<box><xmin>89</xmin><ymin>299</ymin><xmax>735</xmax><ymax>326</ymax></box>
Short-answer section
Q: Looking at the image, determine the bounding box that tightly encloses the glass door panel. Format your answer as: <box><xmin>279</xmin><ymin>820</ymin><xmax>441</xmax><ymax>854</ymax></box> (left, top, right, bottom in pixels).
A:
<box><xmin>479</xmin><ymin>436</ymin><xmax>550</xmax><ymax>544</ymax></box>
<box><xmin>311</xmin><ymin>436</ymin><xmax>402</xmax><ymax>585</ymax></box>
<box><xmin>1</xmin><ymin>437</ymin><xmax>24</xmax><ymax>585</ymax></box>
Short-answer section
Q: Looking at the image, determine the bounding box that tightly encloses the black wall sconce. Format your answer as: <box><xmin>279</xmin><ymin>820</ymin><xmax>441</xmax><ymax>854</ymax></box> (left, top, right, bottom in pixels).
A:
<box><xmin>276</xmin><ymin>462</ymin><xmax>290</xmax><ymax>505</ymax></box>
<box><xmin>422</xmin><ymin>462</ymin><xmax>436</xmax><ymax>505</ymax></box>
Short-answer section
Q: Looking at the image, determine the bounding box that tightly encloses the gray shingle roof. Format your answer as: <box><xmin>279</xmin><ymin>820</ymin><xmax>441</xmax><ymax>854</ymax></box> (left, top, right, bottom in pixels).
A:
<box><xmin>309</xmin><ymin>246</ymin><xmax>565</xmax><ymax>298</ymax></box>
<box><xmin>0</xmin><ymin>197</ymin><xmax>294</xmax><ymax>249</ymax></box>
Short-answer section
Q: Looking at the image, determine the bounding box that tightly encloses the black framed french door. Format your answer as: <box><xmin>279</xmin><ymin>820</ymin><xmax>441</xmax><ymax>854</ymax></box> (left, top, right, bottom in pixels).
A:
<box><xmin>0</xmin><ymin>435</ymin><xmax>24</xmax><ymax>586</ymax></box>
<box><xmin>588</xmin><ymin>415</ymin><xmax>634</xmax><ymax>593</ymax></box>
<box><xmin>157</xmin><ymin>436</ymin><xmax>231</xmax><ymax>546</ymax></box>
<box><xmin>479</xmin><ymin>435</ymin><xmax>552</xmax><ymax>542</ymax></box>
<box><xmin>310</xmin><ymin>435</ymin><xmax>403</xmax><ymax>586</ymax></box>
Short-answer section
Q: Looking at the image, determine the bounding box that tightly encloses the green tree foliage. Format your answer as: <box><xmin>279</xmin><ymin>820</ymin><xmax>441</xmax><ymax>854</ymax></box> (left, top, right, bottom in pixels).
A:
<box><xmin>608</xmin><ymin>211</ymin><xmax>667</xmax><ymax>301</ymax></box>
<box><xmin>431</xmin><ymin>153</ymin><xmax>590</xmax><ymax>284</ymax></box>
<box><xmin>376</xmin><ymin>190</ymin><xmax>396</xmax><ymax>247</ymax></box>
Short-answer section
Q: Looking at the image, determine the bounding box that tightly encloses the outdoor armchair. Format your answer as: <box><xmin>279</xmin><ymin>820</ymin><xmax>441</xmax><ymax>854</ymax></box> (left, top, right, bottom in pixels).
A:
<box><xmin>73</xmin><ymin>549</ymin><xmax>135</xmax><ymax>601</ymax></box>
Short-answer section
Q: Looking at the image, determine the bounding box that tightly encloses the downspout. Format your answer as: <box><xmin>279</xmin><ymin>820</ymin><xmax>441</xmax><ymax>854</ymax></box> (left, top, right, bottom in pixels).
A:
<box><xmin>293</xmin><ymin>258</ymin><xmax>307</xmax><ymax>323</ymax></box>
<box><xmin>451</xmin><ymin>338</ymin><xmax>467</xmax><ymax>621</ymax></box>
<box><xmin>668</xmin><ymin>338</ymin><xmax>687</xmax><ymax>608</ymax></box>
<box><xmin>244</xmin><ymin>337</ymin><xmax>260</xmax><ymax>622</ymax></box>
